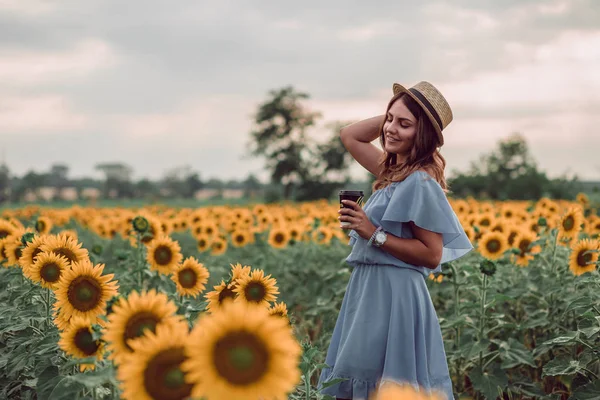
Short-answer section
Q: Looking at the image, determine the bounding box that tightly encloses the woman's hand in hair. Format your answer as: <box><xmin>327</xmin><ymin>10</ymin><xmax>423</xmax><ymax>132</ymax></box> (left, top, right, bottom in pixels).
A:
<box><xmin>338</xmin><ymin>200</ymin><xmax>377</xmax><ymax>240</ymax></box>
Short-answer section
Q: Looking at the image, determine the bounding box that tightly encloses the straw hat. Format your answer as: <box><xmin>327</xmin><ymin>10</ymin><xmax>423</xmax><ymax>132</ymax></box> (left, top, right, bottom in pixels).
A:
<box><xmin>392</xmin><ymin>81</ymin><xmax>453</xmax><ymax>147</ymax></box>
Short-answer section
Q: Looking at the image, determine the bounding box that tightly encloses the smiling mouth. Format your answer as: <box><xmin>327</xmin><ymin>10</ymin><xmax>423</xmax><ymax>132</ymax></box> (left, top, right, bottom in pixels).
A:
<box><xmin>386</xmin><ymin>137</ymin><xmax>400</xmax><ymax>143</ymax></box>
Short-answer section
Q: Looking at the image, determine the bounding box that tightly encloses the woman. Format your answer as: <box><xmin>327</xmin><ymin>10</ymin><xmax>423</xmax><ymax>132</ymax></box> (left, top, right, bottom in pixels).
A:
<box><xmin>318</xmin><ymin>81</ymin><xmax>474</xmax><ymax>400</ymax></box>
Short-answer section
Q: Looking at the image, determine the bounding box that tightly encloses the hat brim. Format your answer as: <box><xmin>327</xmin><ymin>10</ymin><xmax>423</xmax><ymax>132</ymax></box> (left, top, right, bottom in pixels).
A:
<box><xmin>392</xmin><ymin>83</ymin><xmax>444</xmax><ymax>146</ymax></box>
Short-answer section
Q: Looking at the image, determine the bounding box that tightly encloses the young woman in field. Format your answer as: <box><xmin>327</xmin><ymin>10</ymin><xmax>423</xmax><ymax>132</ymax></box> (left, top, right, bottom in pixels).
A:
<box><xmin>318</xmin><ymin>81</ymin><xmax>474</xmax><ymax>400</ymax></box>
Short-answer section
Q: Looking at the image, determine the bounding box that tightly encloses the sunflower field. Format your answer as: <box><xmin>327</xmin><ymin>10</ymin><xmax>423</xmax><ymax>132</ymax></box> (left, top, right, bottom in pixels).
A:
<box><xmin>0</xmin><ymin>193</ymin><xmax>600</xmax><ymax>400</ymax></box>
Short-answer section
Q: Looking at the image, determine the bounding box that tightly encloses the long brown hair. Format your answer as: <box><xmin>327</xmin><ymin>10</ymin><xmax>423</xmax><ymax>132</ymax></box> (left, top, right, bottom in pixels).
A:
<box><xmin>372</xmin><ymin>92</ymin><xmax>449</xmax><ymax>193</ymax></box>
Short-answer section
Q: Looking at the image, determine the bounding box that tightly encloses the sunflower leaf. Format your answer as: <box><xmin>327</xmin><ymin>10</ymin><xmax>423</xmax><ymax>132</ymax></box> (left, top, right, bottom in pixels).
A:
<box><xmin>569</xmin><ymin>379</ymin><xmax>600</xmax><ymax>400</ymax></box>
<box><xmin>468</xmin><ymin>363</ymin><xmax>509</xmax><ymax>400</ymax></box>
<box><xmin>542</xmin><ymin>355</ymin><xmax>585</xmax><ymax>377</ymax></box>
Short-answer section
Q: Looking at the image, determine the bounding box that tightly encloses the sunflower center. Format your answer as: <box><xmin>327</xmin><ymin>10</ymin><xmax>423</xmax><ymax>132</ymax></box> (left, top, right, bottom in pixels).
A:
<box><xmin>518</xmin><ymin>240</ymin><xmax>531</xmax><ymax>256</ymax></box>
<box><xmin>54</xmin><ymin>247</ymin><xmax>77</xmax><ymax>263</ymax></box>
<box><xmin>563</xmin><ymin>216</ymin><xmax>575</xmax><ymax>231</ymax></box>
<box><xmin>0</xmin><ymin>230</ymin><xmax>10</xmax><ymax>238</ymax></box>
<box><xmin>244</xmin><ymin>282</ymin><xmax>266</xmax><ymax>302</ymax></box>
<box><xmin>124</xmin><ymin>312</ymin><xmax>160</xmax><ymax>350</ymax></box>
<box><xmin>577</xmin><ymin>251</ymin><xmax>592</xmax><ymax>267</ymax></box>
<box><xmin>235</xmin><ymin>234</ymin><xmax>245</xmax><ymax>244</ymax></box>
<box><xmin>67</xmin><ymin>276</ymin><xmax>102</xmax><ymax>312</ymax></box>
<box><xmin>274</xmin><ymin>233</ymin><xmax>285</xmax><ymax>244</ymax></box>
<box><xmin>154</xmin><ymin>245</ymin><xmax>173</xmax><ymax>266</ymax></box>
<box><xmin>218</xmin><ymin>286</ymin><xmax>236</xmax><ymax>304</ymax></box>
<box><xmin>74</xmin><ymin>328</ymin><xmax>100</xmax><ymax>356</ymax></box>
<box><xmin>40</xmin><ymin>262</ymin><xmax>61</xmax><ymax>283</ymax></box>
<box><xmin>486</xmin><ymin>239</ymin><xmax>500</xmax><ymax>253</ymax></box>
<box><xmin>36</xmin><ymin>220</ymin><xmax>46</xmax><ymax>232</ymax></box>
<box><xmin>508</xmin><ymin>232</ymin><xmax>518</xmax><ymax>246</ymax></box>
<box><xmin>143</xmin><ymin>347</ymin><xmax>192</xmax><ymax>400</ymax></box>
<box><xmin>14</xmin><ymin>246</ymin><xmax>22</xmax><ymax>260</ymax></box>
<box><xmin>213</xmin><ymin>331</ymin><xmax>269</xmax><ymax>385</ymax></box>
<box><xmin>178</xmin><ymin>268</ymin><xmax>197</xmax><ymax>289</ymax></box>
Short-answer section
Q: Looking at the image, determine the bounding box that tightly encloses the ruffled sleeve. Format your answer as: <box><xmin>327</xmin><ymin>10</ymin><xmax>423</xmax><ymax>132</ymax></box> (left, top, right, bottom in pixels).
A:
<box><xmin>379</xmin><ymin>171</ymin><xmax>473</xmax><ymax>265</ymax></box>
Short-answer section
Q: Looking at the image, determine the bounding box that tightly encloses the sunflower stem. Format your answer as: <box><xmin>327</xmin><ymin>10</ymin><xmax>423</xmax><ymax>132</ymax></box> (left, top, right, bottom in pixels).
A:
<box><xmin>449</xmin><ymin>262</ymin><xmax>464</xmax><ymax>393</ymax></box>
<box><xmin>44</xmin><ymin>287</ymin><xmax>51</xmax><ymax>329</ymax></box>
<box><xmin>548</xmin><ymin>229</ymin><xmax>559</xmax><ymax>334</ymax></box>
<box><xmin>136</xmin><ymin>233</ymin><xmax>144</xmax><ymax>289</ymax></box>
<box><xmin>478</xmin><ymin>274</ymin><xmax>488</xmax><ymax>373</ymax></box>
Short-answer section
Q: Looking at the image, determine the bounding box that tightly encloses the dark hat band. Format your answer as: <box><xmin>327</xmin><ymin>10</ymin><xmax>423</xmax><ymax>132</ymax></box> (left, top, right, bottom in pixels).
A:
<box><xmin>408</xmin><ymin>88</ymin><xmax>443</xmax><ymax>131</ymax></box>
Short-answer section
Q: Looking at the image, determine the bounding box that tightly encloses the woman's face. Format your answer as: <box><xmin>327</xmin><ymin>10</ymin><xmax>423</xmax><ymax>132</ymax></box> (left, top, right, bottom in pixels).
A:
<box><xmin>382</xmin><ymin>99</ymin><xmax>417</xmax><ymax>157</ymax></box>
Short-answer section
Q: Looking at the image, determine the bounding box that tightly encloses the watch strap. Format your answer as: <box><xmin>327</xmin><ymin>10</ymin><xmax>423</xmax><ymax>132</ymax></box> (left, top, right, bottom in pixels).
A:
<box><xmin>367</xmin><ymin>226</ymin><xmax>382</xmax><ymax>247</ymax></box>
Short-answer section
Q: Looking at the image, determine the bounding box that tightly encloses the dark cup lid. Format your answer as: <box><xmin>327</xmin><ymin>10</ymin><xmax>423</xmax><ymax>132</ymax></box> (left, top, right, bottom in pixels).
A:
<box><xmin>339</xmin><ymin>190</ymin><xmax>364</xmax><ymax>196</ymax></box>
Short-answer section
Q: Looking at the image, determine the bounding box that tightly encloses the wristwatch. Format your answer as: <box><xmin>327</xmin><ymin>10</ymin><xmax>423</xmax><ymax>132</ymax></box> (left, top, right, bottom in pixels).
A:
<box><xmin>368</xmin><ymin>226</ymin><xmax>388</xmax><ymax>247</ymax></box>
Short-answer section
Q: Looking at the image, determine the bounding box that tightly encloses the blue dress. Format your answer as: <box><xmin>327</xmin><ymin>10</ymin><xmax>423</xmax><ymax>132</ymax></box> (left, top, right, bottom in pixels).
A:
<box><xmin>318</xmin><ymin>170</ymin><xmax>473</xmax><ymax>400</ymax></box>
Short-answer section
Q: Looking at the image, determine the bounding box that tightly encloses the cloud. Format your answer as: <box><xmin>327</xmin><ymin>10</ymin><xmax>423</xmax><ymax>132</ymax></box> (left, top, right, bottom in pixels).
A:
<box><xmin>0</xmin><ymin>95</ymin><xmax>87</xmax><ymax>132</ymax></box>
<box><xmin>444</xmin><ymin>29</ymin><xmax>600</xmax><ymax>115</ymax></box>
<box><xmin>0</xmin><ymin>38</ymin><xmax>117</xmax><ymax>87</ymax></box>
<box><xmin>0</xmin><ymin>0</ymin><xmax>57</xmax><ymax>16</ymax></box>
<box><xmin>116</xmin><ymin>95</ymin><xmax>259</xmax><ymax>146</ymax></box>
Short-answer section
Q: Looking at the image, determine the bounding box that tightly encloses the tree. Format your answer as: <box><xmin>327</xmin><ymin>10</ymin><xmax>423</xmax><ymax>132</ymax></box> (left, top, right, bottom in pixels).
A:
<box><xmin>242</xmin><ymin>173</ymin><xmax>263</xmax><ymax>199</ymax></box>
<box><xmin>11</xmin><ymin>170</ymin><xmax>47</xmax><ymax>201</ymax></box>
<box><xmin>448</xmin><ymin>133</ymin><xmax>578</xmax><ymax>200</ymax></box>
<box><xmin>247</xmin><ymin>86</ymin><xmax>355</xmax><ymax>201</ymax></box>
<box><xmin>48</xmin><ymin>163</ymin><xmax>69</xmax><ymax>201</ymax></box>
<box><xmin>247</xmin><ymin>86</ymin><xmax>321</xmax><ymax>200</ymax></box>
<box><xmin>0</xmin><ymin>163</ymin><xmax>10</xmax><ymax>203</ymax></box>
<box><xmin>95</xmin><ymin>163</ymin><xmax>134</xmax><ymax>199</ymax></box>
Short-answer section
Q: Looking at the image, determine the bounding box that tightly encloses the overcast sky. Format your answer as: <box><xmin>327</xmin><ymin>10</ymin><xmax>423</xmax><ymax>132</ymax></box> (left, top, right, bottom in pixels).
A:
<box><xmin>1</xmin><ymin>0</ymin><xmax>599</xmax><ymax>183</ymax></box>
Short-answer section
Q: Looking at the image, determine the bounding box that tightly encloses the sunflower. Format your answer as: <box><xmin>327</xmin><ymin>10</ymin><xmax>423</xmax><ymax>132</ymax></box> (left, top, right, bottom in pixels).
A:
<box><xmin>19</xmin><ymin>235</ymin><xmax>47</xmax><ymax>277</ymax></box>
<box><xmin>0</xmin><ymin>219</ymin><xmax>17</xmax><ymax>239</ymax></box>
<box><xmin>234</xmin><ymin>269</ymin><xmax>279</xmax><ymax>307</ymax></box>
<box><xmin>182</xmin><ymin>301</ymin><xmax>302</xmax><ymax>400</ymax></box>
<box><xmin>576</xmin><ymin>192</ymin><xmax>589</xmax><ymax>205</ymax></box>
<box><xmin>230</xmin><ymin>229</ymin><xmax>252</xmax><ymax>248</ymax></box>
<box><xmin>557</xmin><ymin>207</ymin><xmax>584</xmax><ymax>243</ymax></box>
<box><xmin>0</xmin><ymin>238</ymin><xmax>9</xmax><ymax>265</ymax></box>
<box><xmin>205</xmin><ymin>280</ymin><xmax>238</xmax><ymax>313</ymax></box>
<box><xmin>3</xmin><ymin>236</ymin><xmax>24</xmax><ymax>267</ymax></box>
<box><xmin>117</xmin><ymin>322</ymin><xmax>192</xmax><ymax>400</ymax></box>
<box><xmin>40</xmin><ymin>233</ymin><xmax>89</xmax><ymax>266</ymax></box>
<box><xmin>477</xmin><ymin>231</ymin><xmax>509</xmax><ymax>261</ymax></box>
<box><xmin>60</xmin><ymin>229</ymin><xmax>79</xmax><ymax>242</ymax></box>
<box><xmin>171</xmin><ymin>257</ymin><xmax>210</xmax><ymax>298</ymax></box>
<box><xmin>505</xmin><ymin>224</ymin><xmax>522</xmax><ymax>247</ymax></box>
<box><xmin>146</xmin><ymin>235</ymin><xmax>183</xmax><ymax>275</ymax></box>
<box><xmin>268</xmin><ymin>302</ymin><xmax>288</xmax><ymax>318</ymax></box>
<box><xmin>428</xmin><ymin>273</ymin><xmax>443</xmax><ymax>283</ymax></box>
<box><xmin>52</xmin><ymin>308</ymin><xmax>73</xmax><ymax>331</ymax></box>
<box><xmin>58</xmin><ymin>317</ymin><xmax>104</xmax><ymax>371</ymax></box>
<box><xmin>35</xmin><ymin>216</ymin><xmax>53</xmax><ymax>235</ymax></box>
<box><xmin>568</xmin><ymin>239</ymin><xmax>599</xmax><ymax>276</ymax></box>
<box><xmin>54</xmin><ymin>259</ymin><xmax>119</xmax><ymax>321</ymax></box>
<box><xmin>268</xmin><ymin>227</ymin><xmax>290</xmax><ymax>249</ymax></box>
<box><xmin>104</xmin><ymin>289</ymin><xmax>183</xmax><ymax>365</ymax></box>
<box><xmin>28</xmin><ymin>252</ymin><xmax>70</xmax><ymax>289</ymax></box>
<box><xmin>370</xmin><ymin>381</ymin><xmax>446</xmax><ymax>400</ymax></box>
<box><xmin>510</xmin><ymin>231</ymin><xmax>542</xmax><ymax>267</ymax></box>
<box><xmin>312</xmin><ymin>226</ymin><xmax>334</xmax><ymax>245</ymax></box>
<box><xmin>210</xmin><ymin>237</ymin><xmax>228</xmax><ymax>256</ymax></box>
<box><xmin>196</xmin><ymin>234</ymin><xmax>213</xmax><ymax>253</ymax></box>
<box><xmin>229</xmin><ymin>263</ymin><xmax>252</xmax><ymax>283</ymax></box>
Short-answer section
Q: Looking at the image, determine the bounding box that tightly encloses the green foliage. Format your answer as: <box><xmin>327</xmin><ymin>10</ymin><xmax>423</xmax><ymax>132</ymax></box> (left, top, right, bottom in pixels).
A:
<box><xmin>448</xmin><ymin>133</ymin><xmax>580</xmax><ymax>200</ymax></box>
<box><xmin>1</xmin><ymin>219</ymin><xmax>600</xmax><ymax>399</ymax></box>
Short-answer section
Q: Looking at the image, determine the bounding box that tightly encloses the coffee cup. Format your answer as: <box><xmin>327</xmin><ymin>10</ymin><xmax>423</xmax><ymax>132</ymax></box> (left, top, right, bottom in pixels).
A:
<box><xmin>339</xmin><ymin>190</ymin><xmax>364</xmax><ymax>227</ymax></box>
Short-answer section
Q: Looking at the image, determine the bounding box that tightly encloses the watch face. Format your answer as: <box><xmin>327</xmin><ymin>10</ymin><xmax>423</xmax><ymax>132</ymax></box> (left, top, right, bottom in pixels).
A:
<box><xmin>375</xmin><ymin>231</ymin><xmax>386</xmax><ymax>242</ymax></box>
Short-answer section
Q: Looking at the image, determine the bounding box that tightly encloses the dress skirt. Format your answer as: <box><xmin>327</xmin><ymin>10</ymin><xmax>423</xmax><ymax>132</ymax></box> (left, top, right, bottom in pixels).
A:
<box><xmin>318</xmin><ymin>263</ymin><xmax>455</xmax><ymax>400</ymax></box>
